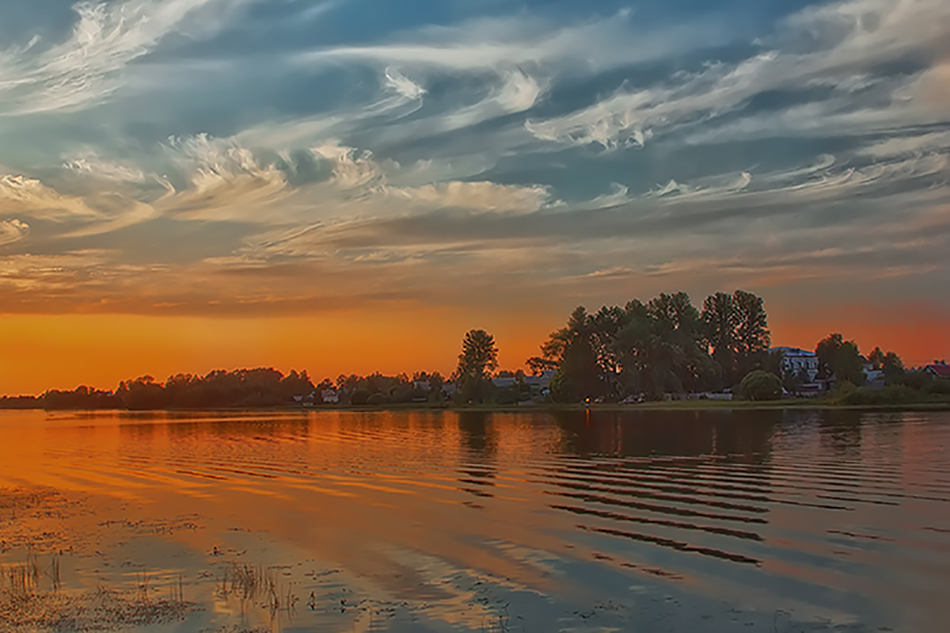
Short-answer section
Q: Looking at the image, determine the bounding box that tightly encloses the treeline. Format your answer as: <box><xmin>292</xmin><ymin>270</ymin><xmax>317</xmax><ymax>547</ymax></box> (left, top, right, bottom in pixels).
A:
<box><xmin>528</xmin><ymin>291</ymin><xmax>949</xmax><ymax>404</ymax></box>
<box><xmin>813</xmin><ymin>333</ymin><xmax>950</xmax><ymax>406</ymax></box>
<box><xmin>2</xmin><ymin>288</ymin><xmax>946</xmax><ymax>410</ymax></box>
<box><xmin>530</xmin><ymin>290</ymin><xmax>773</xmax><ymax>402</ymax></box>
<box><xmin>1</xmin><ymin>369</ymin><xmax>319</xmax><ymax>411</ymax></box>
<box><xmin>2</xmin><ymin>368</ymin><xmax>458</xmax><ymax>411</ymax></box>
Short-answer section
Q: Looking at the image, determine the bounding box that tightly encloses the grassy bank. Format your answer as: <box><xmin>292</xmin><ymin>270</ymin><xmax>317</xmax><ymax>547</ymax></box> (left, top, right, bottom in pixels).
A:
<box><xmin>5</xmin><ymin>398</ymin><xmax>950</xmax><ymax>415</ymax></box>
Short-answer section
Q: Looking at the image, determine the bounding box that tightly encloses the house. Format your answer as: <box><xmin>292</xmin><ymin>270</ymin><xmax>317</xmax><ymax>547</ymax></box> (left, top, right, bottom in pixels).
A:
<box><xmin>862</xmin><ymin>365</ymin><xmax>887</xmax><ymax>390</ymax></box>
<box><xmin>492</xmin><ymin>376</ymin><xmax>517</xmax><ymax>389</ymax></box>
<box><xmin>772</xmin><ymin>347</ymin><xmax>819</xmax><ymax>382</ymax></box>
<box><xmin>524</xmin><ymin>370</ymin><xmax>556</xmax><ymax>392</ymax></box>
<box><xmin>321</xmin><ymin>389</ymin><xmax>340</xmax><ymax>404</ymax></box>
<box><xmin>925</xmin><ymin>361</ymin><xmax>950</xmax><ymax>380</ymax></box>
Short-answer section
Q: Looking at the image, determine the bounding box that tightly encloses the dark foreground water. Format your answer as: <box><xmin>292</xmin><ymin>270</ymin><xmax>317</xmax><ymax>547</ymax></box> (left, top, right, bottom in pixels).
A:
<box><xmin>1</xmin><ymin>409</ymin><xmax>949</xmax><ymax>633</ymax></box>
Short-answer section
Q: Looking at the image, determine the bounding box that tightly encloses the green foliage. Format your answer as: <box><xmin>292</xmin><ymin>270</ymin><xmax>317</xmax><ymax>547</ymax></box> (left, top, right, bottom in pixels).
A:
<box><xmin>816</xmin><ymin>333</ymin><xmax>865</xmax><ymax>386</ymax></box>
<box><xmin>41</xmin><ymin>386</ymin><xmax>119</xmax><ymax>410</ymax></box>
<box><xmin>831</xmin><ymin>377</ymin><xmax>950</xmax><ymax>406</ymax></box>
<box><xmin>493</xmin><ymin>388</ymin><xmax>520</xmax><ymax>406</ymax></box>
<box><xmin>826</xmin><ymin>381</ymin><xmax>858</xmax><ymax>404</ymax></box>
<box><xmin>366</xmin><ymin>392</ymin><xmax>388</xmax><ymax>406</ymax></box>
<box><xmin>843</xmin><ymin>384</ymin><xmax>921</xmax><ymax>406</ymax></box>
<box><xmin>541</xmin><ymin>306</ymin><xmax>603</xmax><ymax>401</ymax></box>
<box><xmin>924</xmin><ymin>379</ymin><xmax>950</xmax><ymax>396</ymax></box>
<box><xmin>454</xmin><ymin>330</ymin><xmax>499</xmax><ymax>404</ymax></box>
<box><xmin>881</xmin><ymin>352</ymin><xmax>906</xmax><ymax>385</ymax></box>
<box><xmin>530</xmin><ymin>290</ymin><xmax>771</xmax><ymax>403</ymax></box>
<box><xmin>349</xmin><ymin>388</ymin><xmax>371</xmax><ymax>405</ymax></box>
<box><xmin>738</xmin><ymin>370</ymin><xmax>783</xmax><ymax>401</ymax></box>
<box><xmin>701</xmin><ymin>290</ymin><xmax>771</xmax><ymax>386</ymax></box>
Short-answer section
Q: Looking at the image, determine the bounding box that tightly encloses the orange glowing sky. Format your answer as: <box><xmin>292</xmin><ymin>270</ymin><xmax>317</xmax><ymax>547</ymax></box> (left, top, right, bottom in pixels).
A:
<box><xmin>1</xmin><ymin>298</ymin><xmax>946</xmax><ymax>395</ymax></box>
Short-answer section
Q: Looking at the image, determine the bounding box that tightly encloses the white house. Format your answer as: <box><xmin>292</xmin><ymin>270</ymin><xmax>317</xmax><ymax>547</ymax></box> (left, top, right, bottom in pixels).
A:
<box><xmin>321</xmin><ymin>389</ymin><xmax>340</xmax><ymax>404</ymax></box>
<box><xmin>772</xmin><ymin>347</ymin><xmax>819</xmax><ymax>382</ymax></box>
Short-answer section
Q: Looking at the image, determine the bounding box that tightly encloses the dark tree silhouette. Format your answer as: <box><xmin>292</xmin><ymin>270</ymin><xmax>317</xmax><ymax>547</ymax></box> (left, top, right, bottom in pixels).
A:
<box><xmin>454</xmin><ymin>329</ymin><xmax>499</xmax><ymax>403</ymax></box>
<box><xmin>702</xmin><ymin>290</ymin><xmax>771</xmax><ymax>385</ymax></box>
<box><xmin>816</xmin><ymin>333</ymin><xmax>865</xmax><ymax>386</ymax></box>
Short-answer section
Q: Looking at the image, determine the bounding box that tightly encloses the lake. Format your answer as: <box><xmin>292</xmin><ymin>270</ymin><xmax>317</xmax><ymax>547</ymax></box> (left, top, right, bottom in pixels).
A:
<box><xmin>1</xmin><ymin>409</ymin><xmax>948</xmax><ymax>632</ymax></box>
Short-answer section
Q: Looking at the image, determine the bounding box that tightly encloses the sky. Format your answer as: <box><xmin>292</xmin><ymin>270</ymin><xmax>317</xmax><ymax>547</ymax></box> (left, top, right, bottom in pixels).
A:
<box><xmin>0</xmin><ymin>0</ymin><xmax>948</xmax><ymax>394</ymax></box>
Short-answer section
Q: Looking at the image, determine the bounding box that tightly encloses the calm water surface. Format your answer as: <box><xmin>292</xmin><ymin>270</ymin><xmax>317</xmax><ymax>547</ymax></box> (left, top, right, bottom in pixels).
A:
<box><xmin>1</xmin><ymin>409</ymin><xmax>949</xmax><ymax>632</ymax></box>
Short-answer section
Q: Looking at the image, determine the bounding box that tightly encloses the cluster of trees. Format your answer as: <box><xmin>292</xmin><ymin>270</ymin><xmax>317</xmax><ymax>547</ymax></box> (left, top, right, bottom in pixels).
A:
<box><xmin>527</xmin><ymin>290</ymin><xmax>772</xmax><ymax>402</ymax></box>
<box><xmin>812</xmin><ymin>333</ymin><xmax>949</xmax><ymax>405</ymax></box>
<box><xmin>815</xmin><ymin>333</ymin><xmax>906</xmax><ymax>386</ymax></box>
<box><xmin>336</xmin><ymin>371</ymin><xmax>445</xmax><ymax>406</ymax></box>
<box><xmin>3</xmin><ymin>290</ymin><xmax>946</xmax><ymax>410</ymax></box>
<box><xmin>7</xmin><ymin>369</ymin><xmax>319</xmax><ymax>411</ymax></box>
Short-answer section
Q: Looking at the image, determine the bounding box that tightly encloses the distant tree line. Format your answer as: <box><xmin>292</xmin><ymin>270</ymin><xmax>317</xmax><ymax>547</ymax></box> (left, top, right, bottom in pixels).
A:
<box><xmin>1</xmin><ymin>289</ymin><xmax>946</xmax><ymax>410</ymax></box>
<box><xmin>811</xmin><ymin>333</ymin><xmax>950</xmax><ymax>405</ymax></box>
<box><xmin>1</xmin><ymin>369</ymin><xmax>318</xmax><ymax>411</ymax></box>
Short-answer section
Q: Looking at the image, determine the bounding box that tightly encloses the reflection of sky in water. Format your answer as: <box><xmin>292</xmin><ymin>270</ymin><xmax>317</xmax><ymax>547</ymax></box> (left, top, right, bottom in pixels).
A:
<box><xmin>1</xmin><ymin>409</ymin><xmax>949</xmax><ymax>632</ymax></box>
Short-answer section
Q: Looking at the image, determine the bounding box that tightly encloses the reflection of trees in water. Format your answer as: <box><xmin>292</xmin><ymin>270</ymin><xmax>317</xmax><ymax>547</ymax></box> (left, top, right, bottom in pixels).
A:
<box><xmin>816</xmin><ymin>409</ymin><xmax>864</xmax><ymax>458</ymax></box>
<box><xmin>551</xmin><ymin>410</ymin><xmax>779</xmax><ymax>465</ymax></box>
<box><xmin>118</xmin><ymin>420</ymin><xmax>158</xmax><ymax>442</ymax></box>
<box><xmin>456</xmin><ymin>411</ymin><xmax>498</xmax><ymax>501</ymax></box>
<box><xmin>458</xmin><ymin>411</ymin><xmax>498</xmax><ymax>458</ymax></box>
<box><xmin>544</xmin><ymin>410</ymin><xmax>779</xmax><ymax>568</ymax></box>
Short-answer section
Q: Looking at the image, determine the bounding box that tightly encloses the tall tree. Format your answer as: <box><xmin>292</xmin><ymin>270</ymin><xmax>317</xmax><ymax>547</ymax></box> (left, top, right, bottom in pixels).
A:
<box><xmin>881</xmin><ymin>352</ymin><xmax>905</xmax><ymax>385</ymax></box>
<box><xmin>613</xmin><ymin>293</ymin><xmax>715</xmax><ymax>398</ymax></box>
<box><xmin>867</xmin><ymin>347</ymin><xmax>886</xmax><ymax>370</ymax></box>
<box><xmin>648</xmin><ymin>292</ymin><xmax>712</xmax><ymax>394</ymax></box>
<box><xmin>701</xmin><ymin>289</ymin><xmax>770</xmax><ymax>385</ymax></box>
<box><xmin>543</xmin><ymin>307</ymin><xmax>603</xmax><ymax>402</ymax></box>
<box><xmin>454</xmin><ymin>329</ymin><xmax>499</xmax><ymax>403</ymax></box>
<box><xmin>816</xmin><ymin>333</ymin><xmax>844</xmax><ymax>380</ymax></box>
<box><xmin>702</xmin><ymin>292</ymin><xmax>736</xmax><ymax>382</ymax></box>
<box><xmin>733</xmin><ymin>290</ymin><xmax>771</xmax><ymax>359</ymax></box>
<box><xmin>816</xmin><ymin>333</ymin><xmax>864</xmax><ymax>386</ymax></box>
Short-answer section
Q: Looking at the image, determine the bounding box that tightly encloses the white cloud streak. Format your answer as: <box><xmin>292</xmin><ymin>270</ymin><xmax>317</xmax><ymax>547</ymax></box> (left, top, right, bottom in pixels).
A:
<box><xmin>0</xmin><ymin>219</ymin><xmax>30</xmax><ymax>245</ymax></box>
<box><xmin>0</xmin><ymin>0</ymin><xmax>256</xmax><ymax>115</ymax></box>
<box><xmin>526</xmin><ymin>0</ymin><xmax>950</xmax><ymax>148</ymax></box>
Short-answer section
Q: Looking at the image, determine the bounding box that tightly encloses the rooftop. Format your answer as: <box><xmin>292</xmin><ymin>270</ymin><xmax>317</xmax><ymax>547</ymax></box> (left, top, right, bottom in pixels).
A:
<box><xmin>925</xmin><ymin>363</ymin><xmax>950</xmax><ymax>378</ymax></box>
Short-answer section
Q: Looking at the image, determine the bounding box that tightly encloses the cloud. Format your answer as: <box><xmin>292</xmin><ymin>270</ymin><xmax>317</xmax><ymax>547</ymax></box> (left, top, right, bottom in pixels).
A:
<box><xmin>157</xmin><ymin>134</ymin><xmax>292</xmax><ymax>222</ymax></box>
<box><xmin>384</xmin><ymin>68</ymin><xmax>426</xmax><ymax>101</ymax></box>
<box><xmin>526</xmin><ymin>0</ymin><xmax>950</xmax><ymax>148</ymax></box>
<box><xmin>234</xmin><ymin>67</ymin><xmax>427</xmax><ymax>151</ymax></box>
<box><xmin>297</xmin><ymin>11</ymin><xmax>722</xmax><ymax>74</ymax></box>
<box><xmin>0</xmin><ymin>0</ymin><xmax>946</xmax><ymax>323</ymax></box>
<box><xmin>0</xmin><ymin>174</ymin><xmax>102</xmax><ymax>221</ymax></box>
<box><xmin>385</xmin><ymin>181</ymin><xmax>551</xmax><ymax>214</ymax></box>
<box><xmin>0</xmin><ymin>219</ymin><xmax>30</xmax><ymax>246</ymax></box>
<box><xmin>0</xmin><ymin>0</ymin><xmax>257</xmax><ymax>115</ymax></box>
<box><xmin>64</xmin><ymin>153</ymin><xmax>147</xmax><ymax>183</ymax></box>
<box><xmin>311</xmin><ymin>142</ymin><xmax>383</xmax><ymax>191</ymax></box>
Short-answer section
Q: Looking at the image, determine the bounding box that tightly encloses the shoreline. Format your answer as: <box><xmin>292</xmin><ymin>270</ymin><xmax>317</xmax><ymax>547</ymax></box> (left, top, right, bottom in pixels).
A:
<box><xmin>4</xmin><ymin>400</ymin><xmax>950</xmax><ymax>415</ymax></box>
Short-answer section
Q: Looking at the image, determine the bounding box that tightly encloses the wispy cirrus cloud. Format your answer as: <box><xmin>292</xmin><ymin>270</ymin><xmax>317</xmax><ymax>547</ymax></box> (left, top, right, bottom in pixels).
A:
<box><xmin>526</xmin><ymin>0</ymin><xmax>950</xmax><ymax>149</ymax></box>
<box><xmin>0</xmin><ymin>219</ymin><xmax>29</xmax><ymax>246</ymax></box>
<box><xmin>0</xmin><ymin>0</ymin><xmax>946</xmax><ymax>335</ymax></box>
<box><xmin>0</xmin><ymin>0</ymin><xmax>257</xmax><ymax>115</ymax></box>
<box><xmin>0</xmin><ymin>174</ymin><xmax>102</xmax><ymax>221</ymax></box>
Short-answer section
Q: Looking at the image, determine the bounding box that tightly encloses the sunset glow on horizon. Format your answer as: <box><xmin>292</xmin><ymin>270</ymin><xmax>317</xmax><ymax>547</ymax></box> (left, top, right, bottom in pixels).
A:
<box><xmin>0</xmin><ymin>302</ymin><xmax>946</xmax><ymax>395</ymax></box>
<box><xmin>1</xmin><ymin>0</ymin><xmax>949</xmax><ymax>395</ymax></box>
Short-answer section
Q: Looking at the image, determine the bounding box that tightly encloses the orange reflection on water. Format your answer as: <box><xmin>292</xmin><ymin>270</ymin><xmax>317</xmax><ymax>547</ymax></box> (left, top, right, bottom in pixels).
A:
<box><xmin>2</xmin><ymin>409</ymin><xmax>950</xmax><ymax>633</ymax></box>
